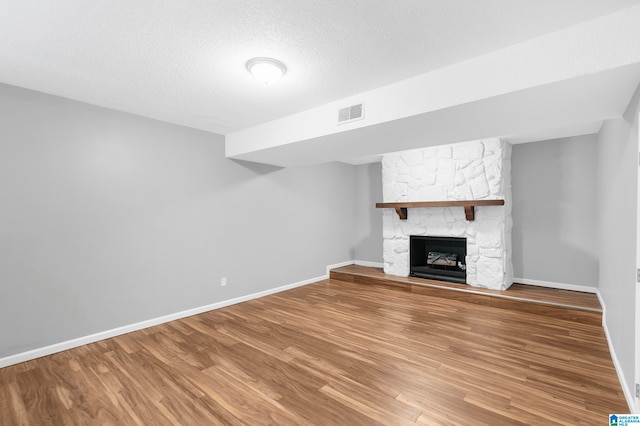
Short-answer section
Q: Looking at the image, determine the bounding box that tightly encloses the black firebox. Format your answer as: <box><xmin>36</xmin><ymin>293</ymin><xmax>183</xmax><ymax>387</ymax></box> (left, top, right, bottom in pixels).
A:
<box><xmin>410</xmin><ymin>236</ymin><xmax>467</xmax><ymax>284</ymax></box>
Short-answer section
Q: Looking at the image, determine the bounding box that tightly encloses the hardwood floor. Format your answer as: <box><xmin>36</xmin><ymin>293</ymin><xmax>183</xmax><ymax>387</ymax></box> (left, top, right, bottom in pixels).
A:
<box><xmin>0</xmin><ymin>277</ymin><xmax>628</xmax><ymax>425</ymax></box>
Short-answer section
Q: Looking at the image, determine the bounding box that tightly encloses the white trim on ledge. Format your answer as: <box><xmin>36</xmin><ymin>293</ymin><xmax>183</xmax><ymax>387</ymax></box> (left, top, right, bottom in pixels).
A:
<box><xmin>326</xmin><ymin>260</ymin><xmax>354</xmax><ymax>275</ymax></box>
<box><xmin>513</xmin><ymin>277</ymin><xmax>597</xmax><ymax>293</ymax></box>
<box><xmin>0</xmin><ymin>260</ymin><xmax>352</xmax><ymax>369</ymax></box>
<box><xmin>597</xmin><ymin>289</ymin><xmax>635</xmax><ymax>412</ymax></box>
<box><xmin>354</xmin><ymin>260</ymin><xmax>384</xmax><ymax>268</ymax></box>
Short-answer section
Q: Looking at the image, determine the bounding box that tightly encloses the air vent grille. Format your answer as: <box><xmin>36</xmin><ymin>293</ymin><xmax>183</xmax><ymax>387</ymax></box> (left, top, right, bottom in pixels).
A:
<box><xmin>338</xmin><ymin>103</ymin><xmax>364</xmax><ymax>124</ymax></box>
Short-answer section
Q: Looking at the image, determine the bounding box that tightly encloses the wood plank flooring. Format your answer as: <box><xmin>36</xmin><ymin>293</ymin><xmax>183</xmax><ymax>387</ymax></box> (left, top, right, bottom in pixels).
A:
<box><xmin>0</xmin><ymin>277</ymin><xmax>628</xmax><ymax>425</ymax></box>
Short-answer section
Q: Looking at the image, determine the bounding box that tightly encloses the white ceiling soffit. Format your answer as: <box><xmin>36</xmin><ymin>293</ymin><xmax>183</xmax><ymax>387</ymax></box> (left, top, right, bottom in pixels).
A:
<box><xmin>226</xmin><ymin>5</ymin><xmax>640</xmax><ymax>167</ymax></box>
<box><xmin>503</xmin><ymin>122</ymin><xmax>605</xmax><ymax>146</ymax></box>
<box><xmin>229</xmin><ymin>65</ymin><xmax>640</xmax><ymax>167</ymax></box>
<box><xmin>341</xmin><ymin>118</ymin><xmax>605</xmax><ymax>164</ymax></box>
<box><xmin>341</xmin><ymin>119</ymin><xmax>605</xmax><ymax>164</ymax></box>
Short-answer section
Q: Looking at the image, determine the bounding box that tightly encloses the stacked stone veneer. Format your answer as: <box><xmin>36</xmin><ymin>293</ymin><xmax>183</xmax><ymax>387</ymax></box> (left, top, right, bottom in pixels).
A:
<box><xmin>382</xmin><ymin>138</ymin><xmax>513</xmax><ymax>290</ymax></box>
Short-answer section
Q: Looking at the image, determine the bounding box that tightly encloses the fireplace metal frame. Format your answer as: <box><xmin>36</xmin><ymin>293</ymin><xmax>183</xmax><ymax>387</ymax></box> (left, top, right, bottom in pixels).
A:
<box><xmin>410</xmin><ymin>235</ymin><xmax>467</xmax><ymax>284</ymax></box>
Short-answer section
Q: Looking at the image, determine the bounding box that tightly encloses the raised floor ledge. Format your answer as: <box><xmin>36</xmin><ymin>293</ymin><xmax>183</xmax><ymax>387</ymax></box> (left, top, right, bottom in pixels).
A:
<box><xmin>330</xmin><ymin>264</ymin><xmax>602</xmax><ymax>326</ymax></box>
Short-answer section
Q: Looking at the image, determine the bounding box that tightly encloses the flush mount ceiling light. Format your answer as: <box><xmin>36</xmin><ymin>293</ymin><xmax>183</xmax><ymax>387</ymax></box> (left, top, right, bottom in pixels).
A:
<box><xmin>246</xmin><ymin>57</ymin><xmax>287</xmax><ymax>84</ymax></box>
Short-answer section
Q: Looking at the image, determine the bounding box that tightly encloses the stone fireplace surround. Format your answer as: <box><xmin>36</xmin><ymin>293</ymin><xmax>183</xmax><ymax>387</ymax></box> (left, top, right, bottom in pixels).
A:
<box><xmin>381</xmin><ymin>138</ymin><xmax>513</xmax><ymax>290</ymax></box>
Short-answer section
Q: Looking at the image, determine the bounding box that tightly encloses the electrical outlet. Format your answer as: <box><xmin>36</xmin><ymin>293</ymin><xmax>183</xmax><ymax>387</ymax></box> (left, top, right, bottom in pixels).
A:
<box><xmin>636</xmin><ymin>383</ymin><xmax>640</xmax><ymax>398</ymax></box>
<box><xmin>221</xmin><ymin>277</ymin><xmax>227</xmax><ymax>287</ymax></box>
<box><xmin>637</xmin><ymin>268</ymin><xmax>640</xmax><ymax>283</ymax></box>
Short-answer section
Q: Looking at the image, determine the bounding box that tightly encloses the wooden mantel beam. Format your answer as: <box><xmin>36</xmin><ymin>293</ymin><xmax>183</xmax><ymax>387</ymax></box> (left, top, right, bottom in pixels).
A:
<box><xmin>375</xmin><ymin>200</ymin><xmax>504</xmax><ymax>221</ymax></box>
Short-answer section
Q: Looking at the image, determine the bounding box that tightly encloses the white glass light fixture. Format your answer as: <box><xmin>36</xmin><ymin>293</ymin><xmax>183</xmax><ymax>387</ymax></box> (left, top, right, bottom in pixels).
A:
<box><xmin>246</xmin><ymin>57</ymin><xmax>287</xmax><ymax>84</ymax></box>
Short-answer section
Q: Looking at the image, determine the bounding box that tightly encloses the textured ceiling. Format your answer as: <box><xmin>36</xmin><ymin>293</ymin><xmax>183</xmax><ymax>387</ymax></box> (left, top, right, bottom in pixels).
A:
<box><xmin>1</xmin><ymin>0</ymin><xmax>639</xmax><ymax>136</ymax></box>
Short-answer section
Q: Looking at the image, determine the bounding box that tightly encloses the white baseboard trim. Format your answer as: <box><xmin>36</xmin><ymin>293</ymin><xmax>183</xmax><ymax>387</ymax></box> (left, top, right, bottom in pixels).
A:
<box><xmin>326</xmin><ymin>260</ymin><xmax>355</xmax><ymax>275</ymax></box>
<box><xmin>0</xmin><ymin>261</ymin><xmax>353</xmax><ymax>369</ymax></box>
<box><xmin>513</xmin><ymin>277</ymin><xmax>597</xmax><ymax>293</ymax></box>
<box><xmin>354</xmin><ymin>260</ymin><xmax>384</xmax><ymax>268</ymax></box>
<box><xmin>597</xmin><ymin>289</ymin><xmax>635</xmax><ymax>412</ymax></box>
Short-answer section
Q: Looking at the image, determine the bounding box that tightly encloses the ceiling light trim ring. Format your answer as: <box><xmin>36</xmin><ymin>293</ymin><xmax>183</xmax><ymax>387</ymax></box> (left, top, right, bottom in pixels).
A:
<box><xmin>246</xmin><ymin>57</ymin><xmax>287</xmax><ymax>83</ymax></box>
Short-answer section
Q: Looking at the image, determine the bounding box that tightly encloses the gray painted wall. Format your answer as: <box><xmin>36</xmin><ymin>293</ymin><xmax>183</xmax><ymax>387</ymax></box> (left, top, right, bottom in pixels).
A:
<box><xmin>512</xmin><ymin>135</ymin><xmax>599</xmax><ymax>287</ymax></box>
<box><xmin>597</xmin><ymin>83</ymin><xmax>640</xmax><ymax>401</ymax></box>
<box><xmin>0</xmin><ymin>83</ymin><xmax>356</xmax><ymax>358</ymax></box>
<box><xmin>354</xmin><ymin>162</ymin><xmax>383</xmax><ymax>263</ymax></box>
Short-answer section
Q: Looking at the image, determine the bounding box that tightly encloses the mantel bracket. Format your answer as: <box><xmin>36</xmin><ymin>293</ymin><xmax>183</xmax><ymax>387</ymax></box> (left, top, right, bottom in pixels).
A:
<box><xmin>464</xmin><ymin>206</ymin><xmax>475</xmax><ymax>221</ymax></box>
<box><xmin>395</xmin><ymin>207</ymin><xmax>408</xmax><ymax>220</ymax></box>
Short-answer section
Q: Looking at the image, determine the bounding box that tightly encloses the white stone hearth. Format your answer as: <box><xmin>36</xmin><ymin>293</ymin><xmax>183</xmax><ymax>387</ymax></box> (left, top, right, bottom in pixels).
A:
<box><xmin>382</xmin><ymin>138</ymin><xmax>513</xmax><ymax>290</ymax></box>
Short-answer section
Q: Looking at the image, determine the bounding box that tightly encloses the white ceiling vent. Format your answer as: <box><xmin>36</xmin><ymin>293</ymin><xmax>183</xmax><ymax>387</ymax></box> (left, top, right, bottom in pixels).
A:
<box><xmin>338</xmin><ymin>102</ymin><xmax>364</xmax><ymax>124</ymax></box>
